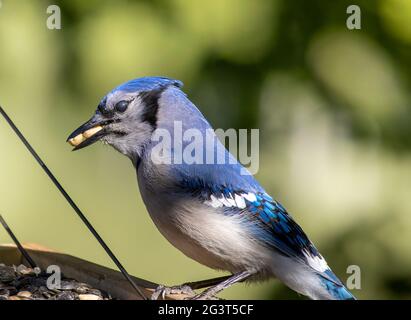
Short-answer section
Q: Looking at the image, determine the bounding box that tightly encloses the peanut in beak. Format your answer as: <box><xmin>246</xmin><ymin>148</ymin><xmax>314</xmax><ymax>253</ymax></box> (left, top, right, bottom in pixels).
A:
<box><xmin>68</xmin><ymin>126</ymin><xmax>103</xmax><ymax>147</ymax></box>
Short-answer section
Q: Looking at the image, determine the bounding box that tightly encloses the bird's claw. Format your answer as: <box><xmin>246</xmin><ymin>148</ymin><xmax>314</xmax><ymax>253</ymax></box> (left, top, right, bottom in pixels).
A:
<box><xmin>151</xmin><ymin>284</ymin><xmax>196</xmax><ymax>300</ymax></box>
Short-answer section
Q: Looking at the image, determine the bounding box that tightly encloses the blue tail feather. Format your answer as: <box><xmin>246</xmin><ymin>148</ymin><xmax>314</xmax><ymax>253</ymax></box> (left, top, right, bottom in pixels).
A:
<box><xmin>319</xmin><ymin>272</ymin><xmax>356</xmax><ymax>300</ymax></box>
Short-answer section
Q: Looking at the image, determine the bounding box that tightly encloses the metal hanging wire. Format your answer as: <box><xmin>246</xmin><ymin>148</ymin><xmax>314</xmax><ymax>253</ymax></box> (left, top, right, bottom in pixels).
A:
<box><xmin>0</xmin><ymin>214</ymin><xmax>37</xmax><ymax>269</ymax></box>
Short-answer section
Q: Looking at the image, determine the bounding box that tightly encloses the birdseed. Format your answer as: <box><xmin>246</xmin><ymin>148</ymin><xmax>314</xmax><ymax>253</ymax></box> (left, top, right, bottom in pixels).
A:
<box><xmin>0</xmin><ymin>264</ymin><xmax>112</xmax><ymax>300</ymax></box>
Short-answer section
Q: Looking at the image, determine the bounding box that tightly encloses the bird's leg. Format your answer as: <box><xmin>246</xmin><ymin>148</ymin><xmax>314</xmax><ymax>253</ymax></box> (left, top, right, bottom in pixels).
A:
<box><xmin>191</xmin><ymin>271</ymin><xmax>253</xmax><ymax>300</ymax></box>
<box><xmin>150</xmin><ymin>275</ymin><xmax>232</xmax><ymax>300</ymax></box>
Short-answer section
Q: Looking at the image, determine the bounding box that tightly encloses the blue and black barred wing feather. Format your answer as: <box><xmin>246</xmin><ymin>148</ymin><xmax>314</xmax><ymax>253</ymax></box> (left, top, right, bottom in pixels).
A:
<box><xmin>243</xmin><ymin>193</ymin><xmax>323</xmax><ymax>265</ymax></box>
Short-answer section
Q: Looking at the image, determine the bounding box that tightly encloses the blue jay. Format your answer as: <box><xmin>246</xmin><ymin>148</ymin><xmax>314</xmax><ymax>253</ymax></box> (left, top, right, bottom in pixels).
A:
<box><xmin>67</xmin><ymin>77</ymin><xmax>355</xmax><ymax>300</ymax></box>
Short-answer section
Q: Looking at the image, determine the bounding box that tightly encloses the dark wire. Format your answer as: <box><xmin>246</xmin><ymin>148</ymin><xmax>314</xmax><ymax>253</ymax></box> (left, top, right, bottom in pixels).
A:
<box><xmin>0</xmin><ymin>214</ymin><xmax>37</xmax><ymax>269</ymax></box>
<box><xmin>0</xmin><ymin>106</ymin><xmax>146</xmax><ymax>300</ymax></box>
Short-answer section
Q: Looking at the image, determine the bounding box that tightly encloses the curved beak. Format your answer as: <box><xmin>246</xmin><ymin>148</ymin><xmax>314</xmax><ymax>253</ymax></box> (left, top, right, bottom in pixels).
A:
<box><xmin>67</xmin><ymin>114</ymin><xmax>111</xmax><ymax>151</ymax></box>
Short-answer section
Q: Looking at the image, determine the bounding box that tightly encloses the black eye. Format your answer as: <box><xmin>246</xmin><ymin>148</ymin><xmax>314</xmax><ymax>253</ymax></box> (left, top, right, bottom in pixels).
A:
<box><xmin>115</xmin><ymin>100</ymin><xmax>130</xmax><ymax>113</ymax></box>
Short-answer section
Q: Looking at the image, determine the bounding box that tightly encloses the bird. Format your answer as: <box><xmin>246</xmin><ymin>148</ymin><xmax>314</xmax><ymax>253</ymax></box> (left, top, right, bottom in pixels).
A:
<box><xmin>67</xmin><ymin>76</ymin><xmax>355</xmax><ymax>300</ymax></box>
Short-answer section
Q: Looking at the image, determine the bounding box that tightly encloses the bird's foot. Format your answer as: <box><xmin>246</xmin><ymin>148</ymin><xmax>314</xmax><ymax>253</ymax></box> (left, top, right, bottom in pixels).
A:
<box><xmin>151</xmin><ymin>284</ymin><xmax>196</xmax><ymax>300</ymax></box>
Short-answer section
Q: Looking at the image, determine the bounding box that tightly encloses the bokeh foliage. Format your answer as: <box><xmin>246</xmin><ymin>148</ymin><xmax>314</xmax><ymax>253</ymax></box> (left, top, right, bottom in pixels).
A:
<box><xmin>0</xmin><ymin>0</ymin><xmax>410</xmax><ymax>299</ymax></box>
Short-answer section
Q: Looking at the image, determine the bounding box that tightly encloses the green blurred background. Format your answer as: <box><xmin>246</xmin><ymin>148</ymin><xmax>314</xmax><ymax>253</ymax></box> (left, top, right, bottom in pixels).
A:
<box><xmin>1</xmin><ymin>0</ymin><xmax>411</xmax><ymax>299</ymax></box>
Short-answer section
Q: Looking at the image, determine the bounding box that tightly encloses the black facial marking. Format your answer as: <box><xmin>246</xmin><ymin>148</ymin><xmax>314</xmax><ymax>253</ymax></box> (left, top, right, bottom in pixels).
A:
<box><xmin>97</xmin><ymin>97</ymin><xmax>107</xmax><ymax>113</ymax></box>
<box><xmin>139</xmin><ymin>87</ymin><xmax>165</xmax><ymax>127</ymax></box>
<box><xmin>112</xmin><ymin>130</ymin><xmax>127</xmax><ymax>137</ymax></box>
<box><xmin>97</xmin><ymin>96</ymin><xmax>115</xmax><ymax>118</ymax></box>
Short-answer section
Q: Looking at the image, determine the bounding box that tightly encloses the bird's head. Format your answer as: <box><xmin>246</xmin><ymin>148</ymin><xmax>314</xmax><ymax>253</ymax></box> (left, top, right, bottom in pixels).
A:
<box><xmin>67</xmin><ymin>76</ymin><xmax>183</xmax><ymax>161</ymax></box>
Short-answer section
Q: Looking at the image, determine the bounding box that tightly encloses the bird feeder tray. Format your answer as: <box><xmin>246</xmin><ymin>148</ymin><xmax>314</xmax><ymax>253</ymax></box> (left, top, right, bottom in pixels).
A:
<box><xmin>0</xmin><ymin>243</ymin><xmax>174</xmax><ymax>300</ymax></box>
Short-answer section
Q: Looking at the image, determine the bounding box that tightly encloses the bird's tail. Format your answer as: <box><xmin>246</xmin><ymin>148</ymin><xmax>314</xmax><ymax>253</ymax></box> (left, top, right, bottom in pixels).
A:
<box><xmin>318</xmin><ymin>271</ymin><xmax>356</xmax><ymax>300</ymax></box>
<box><xmin>320</xmin><ymin>278</ymin><xmax>356</xmax><ymax>300</ymax></box>
<box><xmin>273</xmin><ymin>254</ymin><xmax>356</xmax><ymax>300</ymax></box>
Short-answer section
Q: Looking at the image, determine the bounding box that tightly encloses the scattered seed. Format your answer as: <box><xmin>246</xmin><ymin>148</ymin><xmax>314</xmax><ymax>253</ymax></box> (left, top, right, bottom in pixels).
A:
<box><xmin>0</xmin><ymin>264</ymin><xmax>113</xmax><ymax>300</ymax></box>
<box><xmin>0</xmin><ymin>266</ymin><xmax>16</xmax><ymax>282</ymax></box>
<box><xmin>17</xmin><ymin>291</ymin><xmax>32</xmax><ymax>298</ymax></box>
<box><xmin>79</xmin><ymin>294</ymin><xmax>102</xmax><ymax>300</ymax></box>
<box><xmin>54</xmin><ymin>291</ymin><xmax>78</xmax><ymax>300</ymax></box>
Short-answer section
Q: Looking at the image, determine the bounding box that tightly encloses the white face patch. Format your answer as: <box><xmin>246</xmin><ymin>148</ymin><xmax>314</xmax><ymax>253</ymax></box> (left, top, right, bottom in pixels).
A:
<box><xmin>204</xmin><ymin>192</ymin><xmax>255</xmax><ymax>209</ymax></box>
